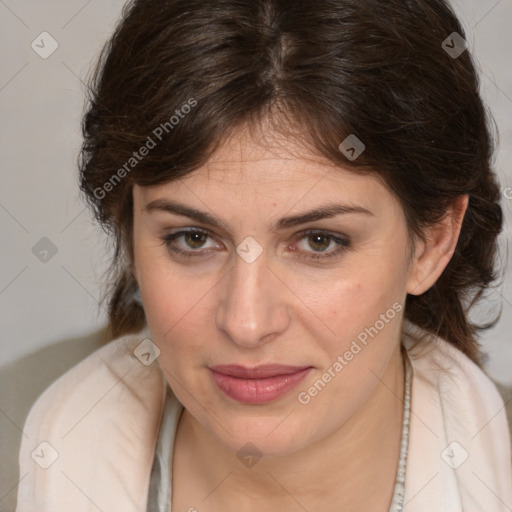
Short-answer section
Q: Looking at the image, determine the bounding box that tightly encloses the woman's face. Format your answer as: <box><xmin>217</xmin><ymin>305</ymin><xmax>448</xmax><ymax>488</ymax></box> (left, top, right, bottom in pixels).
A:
<box><xmin>132</xmin><ymin>126</ymin><xmax>419</xmax><ymax>458</ymax></box>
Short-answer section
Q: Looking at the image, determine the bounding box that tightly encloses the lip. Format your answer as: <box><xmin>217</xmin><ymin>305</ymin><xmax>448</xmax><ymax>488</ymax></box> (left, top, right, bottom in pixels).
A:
<box><xmin>209</xmin><ymin>364</ymin><xmax>313</xmax><ymax>404</ymax></box>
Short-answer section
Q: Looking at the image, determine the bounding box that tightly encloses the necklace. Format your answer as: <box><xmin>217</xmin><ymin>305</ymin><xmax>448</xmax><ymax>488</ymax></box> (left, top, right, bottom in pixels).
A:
<box><xmin>387</xmin><ymin>348</ymin><xmax>412</xmax><ymax>512</ymax></box>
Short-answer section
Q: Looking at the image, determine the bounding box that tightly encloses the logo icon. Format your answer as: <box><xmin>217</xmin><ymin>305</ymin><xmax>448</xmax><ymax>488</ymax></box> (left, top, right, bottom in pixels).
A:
<box><xmin>441</xmin><ymin>32</ymin><xmax>468</xmax><ymax>59</ymax></box>
<box><xmin>338</xmin><ymin>134</ymin><xmax>365</xmax><ymax>161</ymax></box>
<box><xmin>441</xmin><ymin>441</ymin><xmax>469</xmax><ymax>469</ymax></box>
<box><xmin>31</xmin><ymin>441</ymin><xmax>59</xmax><ymax>469</ymax></box>
<box><xmin>237</xmin><ymin>442</ymin><xmax>263</xmax><ymax>468</ymax></box>
<box><xmin>134</xmin><ymin>338</ymin><xmax>160</xmax><ymax>366</ymax></box>
<box><xmin>32</xmin><ymin>237</ymin><xmax>58</xmax><ymax>263</ymax></box>
<box><xmin>236</xmin><ymin>236</ymin><xmax>263</xmax><ymax>264</ymax></box>
<box><xmin>31</xmin><ymin>32</ymin><xmax>59</xmax><ymax>59</ymax></box>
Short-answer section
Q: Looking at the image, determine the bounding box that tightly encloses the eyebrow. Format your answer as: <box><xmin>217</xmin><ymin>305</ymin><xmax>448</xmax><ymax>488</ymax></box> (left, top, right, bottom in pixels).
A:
<box><xmin>143</xmin><ymin>198</ymin><xmax>374</xmax><ymax>231</ymax></box>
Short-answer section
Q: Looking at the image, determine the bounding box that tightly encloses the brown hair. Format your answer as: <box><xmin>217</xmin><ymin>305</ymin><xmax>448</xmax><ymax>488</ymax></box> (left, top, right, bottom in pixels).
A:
<box><xmin>79</xmin><ymin>0</ymin><xmax>504</xmax><ymax>366</ymax></box>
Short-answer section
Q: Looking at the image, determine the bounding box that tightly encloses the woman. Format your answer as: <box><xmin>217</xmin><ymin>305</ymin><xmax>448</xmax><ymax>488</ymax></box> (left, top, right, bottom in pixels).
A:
<box><xmin>16</xmin><ymin>0</ymin><xmax>512</xmax><ymax>510</ymax></box>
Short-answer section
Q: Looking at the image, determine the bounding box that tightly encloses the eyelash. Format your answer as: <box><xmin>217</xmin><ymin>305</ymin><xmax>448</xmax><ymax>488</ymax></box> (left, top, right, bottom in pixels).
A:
<box><xmin>158</xmin><ymin>228</ymin><xmax>351</xmax><ymax>261</ymax></box>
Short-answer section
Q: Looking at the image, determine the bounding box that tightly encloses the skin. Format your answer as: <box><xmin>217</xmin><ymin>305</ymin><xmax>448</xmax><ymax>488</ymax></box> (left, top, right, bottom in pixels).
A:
<box><xmin>132</xmin><ymin>122</ymin><xmax>468</xmax><ymax>511</ymax></box>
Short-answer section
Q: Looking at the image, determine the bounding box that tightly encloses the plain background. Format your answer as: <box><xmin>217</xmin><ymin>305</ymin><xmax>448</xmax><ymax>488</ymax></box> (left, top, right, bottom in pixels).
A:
<box><xmin>0</xmin><ymin>0</ymin><xmax>511</xmax><ymax>509</ymax></box>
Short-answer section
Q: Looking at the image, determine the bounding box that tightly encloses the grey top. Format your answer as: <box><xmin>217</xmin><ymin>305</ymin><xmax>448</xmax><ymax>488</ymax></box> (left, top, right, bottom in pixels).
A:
<box><xmin>147</xmin><ymin>352</ymin><xmax>412</xmax><ymax>512</ymax></box>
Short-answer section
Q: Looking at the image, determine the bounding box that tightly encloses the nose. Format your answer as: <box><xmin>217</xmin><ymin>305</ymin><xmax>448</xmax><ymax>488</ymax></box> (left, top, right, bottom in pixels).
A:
<box><xmin>215</xmin><ymin>246</ymin><xmax>290</xmax><ymax>349</ymax></box>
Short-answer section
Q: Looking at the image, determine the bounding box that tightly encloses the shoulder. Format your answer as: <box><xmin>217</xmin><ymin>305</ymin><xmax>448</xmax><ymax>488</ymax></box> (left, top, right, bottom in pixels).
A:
<box><xmin>403</xmin><ymin>325</ymin><xmax>512</xmax><ymax>511</ymax></box>
<box><xmin>404</xmin><ymin>326</ymin><xmax>505</xmax><ymax>410</ymax></box>
<box><xmin>16</xmin><ymin>326</ymin><xmax>167</xmax><ymax>511</ymax></box>
<box><xmin>21</xmin><ymin>326</ymin><xmax>165</xmax><ymax>436</ymax></box>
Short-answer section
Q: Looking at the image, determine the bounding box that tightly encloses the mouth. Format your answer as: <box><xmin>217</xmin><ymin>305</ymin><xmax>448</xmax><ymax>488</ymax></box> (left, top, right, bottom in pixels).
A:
<box><xmin>208</xmin><ymin>364</ymin><xmax>313</xmax><ymax>404</ymax></box>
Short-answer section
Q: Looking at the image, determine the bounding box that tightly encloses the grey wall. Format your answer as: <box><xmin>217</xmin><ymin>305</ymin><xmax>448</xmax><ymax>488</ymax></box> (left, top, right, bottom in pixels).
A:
<box><xmin>1</xmin><ymin>0</ymin><xmax>511</xmax><ymax>385</ymax></box>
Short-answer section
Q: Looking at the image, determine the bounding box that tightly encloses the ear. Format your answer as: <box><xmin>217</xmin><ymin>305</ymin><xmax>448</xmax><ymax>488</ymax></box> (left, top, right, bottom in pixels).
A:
<box><xmin>406</xmin><ymin>194</ymin><xmax>469</xmax><ymax>296</ymax></box>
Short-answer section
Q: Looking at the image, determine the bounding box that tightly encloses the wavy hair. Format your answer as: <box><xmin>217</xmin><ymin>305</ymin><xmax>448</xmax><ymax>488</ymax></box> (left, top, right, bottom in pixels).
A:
<box><xmin>79</xmin><ymin>0</ymin><xmax>504</xmax><ymax>365</ymax></box>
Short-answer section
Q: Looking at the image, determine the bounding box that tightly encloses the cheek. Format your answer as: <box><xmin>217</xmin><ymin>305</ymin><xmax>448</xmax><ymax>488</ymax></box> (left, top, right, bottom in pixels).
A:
<box><xmin>136</xmin><ymin>258</ymin><xmax>214</xmax><ymax>363</ymax></box>
<box><xmin>315</xmin><ymin>269</ymin><xmax>402</xmax><ymax>335</ymax></box>
<box><xmin>303</xmin><ymin>259</ymin><xmax>406</xmax><ymax>372</ymax></box>
<box><xmin>141</xmin><ymin>281</ymin><xmax>199</xmax><ymax>347</ymax></box>
<box><xmin>135</xmin><ymin>241</ymin><xmax>195</xmax><ymax>322</ymax></box>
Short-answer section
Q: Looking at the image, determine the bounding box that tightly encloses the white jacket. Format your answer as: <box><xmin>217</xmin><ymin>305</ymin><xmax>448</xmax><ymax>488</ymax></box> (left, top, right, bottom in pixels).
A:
<box><xmin>15</xmin><ymin>326</ymin><xmax>512</xmax><ymax>511</ymax></box>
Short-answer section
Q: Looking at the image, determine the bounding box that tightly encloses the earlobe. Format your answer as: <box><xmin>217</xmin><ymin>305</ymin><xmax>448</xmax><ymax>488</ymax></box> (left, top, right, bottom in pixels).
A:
<box><xmin>406</xmin><ymin>194</ymin><xmax>469</xmax><ymax>296</ymax></box>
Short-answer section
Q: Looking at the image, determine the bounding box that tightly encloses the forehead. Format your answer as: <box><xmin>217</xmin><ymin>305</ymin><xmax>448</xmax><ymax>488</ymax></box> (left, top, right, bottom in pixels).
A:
<box><xmin>197</xmin><ymin>123</ymin><xmax>349</xmax><ymax>181</ymax></box>
<box><xmin>134</xmin><ymin>123</ymin><xmax>400</xmax><ymax>220</ymax></box>
<box><xmin>180</xmin><ymin>125</ymin><xmax>379</xmax><ymax>187</ymax></box>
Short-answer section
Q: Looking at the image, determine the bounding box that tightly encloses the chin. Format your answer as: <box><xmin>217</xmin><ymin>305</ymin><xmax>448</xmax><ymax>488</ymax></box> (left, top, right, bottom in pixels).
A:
<box><xmin>213</xmin><ymin>415</ymin><xmax>312</xmax><ymax>459</ymax></box>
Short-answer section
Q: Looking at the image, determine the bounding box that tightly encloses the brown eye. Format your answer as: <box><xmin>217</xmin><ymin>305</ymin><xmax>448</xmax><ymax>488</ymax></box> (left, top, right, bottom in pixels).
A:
<box><xmin>160</xmin><ymin>229</ymin><xmax>218</xmax><ymax>258</ymax></box>
<box><xmin>293</xmin><ymin>230</ymin><xmax>351</xmax><ymax>261</ymax></box>
<box><xmin>307</xmin><ymin>233</ymin><xmax>331</xmax><ymax>252</ymax></box>
<box><xmin>159</xmin><ymin>228</ymin><xmax>351</xmax><ymax>262</ymax></box>
<box><xmin>182</xmin><ymin>231</ymin><xmax>208</xmax><ymax>249</ymax></box>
